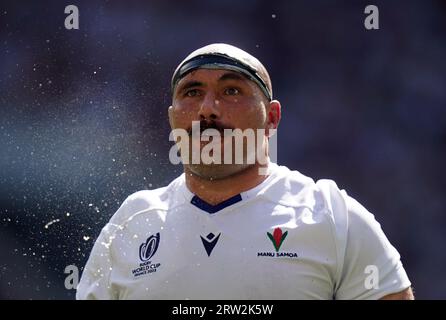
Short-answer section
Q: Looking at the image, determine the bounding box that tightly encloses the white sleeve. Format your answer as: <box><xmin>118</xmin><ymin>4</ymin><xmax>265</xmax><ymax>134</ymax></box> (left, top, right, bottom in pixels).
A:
<box><xmin>317</xmin><ymin>179</ymin><xmax>411</xmax><ymax>300</ymax></box>
<box><xmin>76</xmin><ymin>222</ymin><xmax>118</xmax><ymax>300</ymax></box>
<box><xmin>76</xmin><ymin>191</ymin><xmax>159</xmax><ymax>299</ymax></box>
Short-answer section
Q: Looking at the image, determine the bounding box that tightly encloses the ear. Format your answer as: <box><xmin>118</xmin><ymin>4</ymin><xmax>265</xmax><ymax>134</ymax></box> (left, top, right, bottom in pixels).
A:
<box><xmin>168</xmin><ymin>105</ymin><xmax>175</xmax><ymax>130</ymax></box>
<box><xmin>266</xmin><ymin>100</ymin><xmax>281</xmax><ymax>136</ymax></box>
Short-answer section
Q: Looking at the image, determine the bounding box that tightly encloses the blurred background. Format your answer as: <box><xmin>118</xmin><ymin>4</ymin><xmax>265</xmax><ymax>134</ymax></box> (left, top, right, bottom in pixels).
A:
<box><xmin>0</xmin><ymin>0</ymin><xmax>445</xmax><ymax>299</ymax></box>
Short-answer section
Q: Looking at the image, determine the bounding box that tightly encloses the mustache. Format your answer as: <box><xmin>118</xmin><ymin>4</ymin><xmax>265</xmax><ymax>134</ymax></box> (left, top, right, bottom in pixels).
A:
<box><xmin>187</xmin><ymin>120</ymin><xmax>234</xmax><ymax>135</ymax></box>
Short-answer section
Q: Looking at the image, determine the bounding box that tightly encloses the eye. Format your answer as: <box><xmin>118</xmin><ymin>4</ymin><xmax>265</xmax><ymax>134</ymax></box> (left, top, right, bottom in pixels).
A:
<box><xmin>185</xmin><ymin>89</ymin><xmax>200</xmax><ymax>97</ymax></box>
<box><xmin>224</xmin><ymin>87</ymin><xmax>240</xmax><ymax>96</ymax></box>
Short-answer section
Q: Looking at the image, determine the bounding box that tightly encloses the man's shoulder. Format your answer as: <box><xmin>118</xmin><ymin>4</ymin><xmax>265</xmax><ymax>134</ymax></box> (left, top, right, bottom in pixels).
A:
<box><xmin>108</xmin><ymin>174</ymin><xmax>186</xmax><ymax>226</ymax></box>
<box><xmin>265</xmin><ymin>164</ymin><xmax>340</xmax><ymax>209</ymax></box>
<box><xmin>272</xmin><ymin>167</ymin><xmax>376</xmax><ymax>247</ymax></box>
<box><xmin>266</xmin><ymin>164</ymin><xmax>355</xmax><ymax>226</ymax></box>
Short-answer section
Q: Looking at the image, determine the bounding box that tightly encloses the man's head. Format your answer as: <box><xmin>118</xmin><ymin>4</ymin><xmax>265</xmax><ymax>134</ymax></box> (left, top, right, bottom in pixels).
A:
<box><xmin>171</xmin><ymin>43</ymin><xmax>273</xmax><ymax>102</ymax></box>
<box><xmin>168</xmin><ymin>43</ymin><xmax>281</xmax><ymax>180</ymax></box>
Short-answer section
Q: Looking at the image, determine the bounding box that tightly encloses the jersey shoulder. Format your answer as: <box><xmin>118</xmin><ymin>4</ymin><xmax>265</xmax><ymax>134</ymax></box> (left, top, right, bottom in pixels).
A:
<box><xmin>262</xmin><ymin>164</ymin><xmax>340</xmax><ymax>212</ymax></box>
<box><xmin>108</xmin><ymin>174</ymin><xmax>187</xmax><ymax>227</ymax></box>
<box><xmin>262</xmin><ymin>164</ymin><xmax>356</xmax><ymax>231</ymax></box>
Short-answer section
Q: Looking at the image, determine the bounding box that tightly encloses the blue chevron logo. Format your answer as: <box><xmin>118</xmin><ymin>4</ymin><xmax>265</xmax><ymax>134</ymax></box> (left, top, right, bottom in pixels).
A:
<box><xmin>200</xmin><ymin>232</ymin><xmax>221</xmax><ymax>256</ymax></box>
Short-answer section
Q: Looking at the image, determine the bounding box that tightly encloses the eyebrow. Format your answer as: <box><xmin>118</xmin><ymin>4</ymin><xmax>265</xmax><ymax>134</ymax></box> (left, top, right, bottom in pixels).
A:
<box><xmin>218</xmin><ymin>72</ymin><xmax>246</xmax><ymax>82</ymax></box>
<box><xmin>177</xmin><ymin>80</ymin><xmax>204</xmax><ymax>94</ymax></box>
<box><xmin>176</xmin><ymin>72</ymin><xmax>247</xmax><ymax>95</ymax></box>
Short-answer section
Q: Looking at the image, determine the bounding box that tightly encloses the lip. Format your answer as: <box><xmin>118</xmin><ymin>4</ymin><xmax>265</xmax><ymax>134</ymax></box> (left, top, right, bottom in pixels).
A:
<box><xmin>187</xmin><ymin>122</ymin><xmax>233</xmax><ymax>136</ymax></box>
<box><xmin>201</xmin><ymin>128</ymin><xmax>225</xmax><ymax>135</ymax></box>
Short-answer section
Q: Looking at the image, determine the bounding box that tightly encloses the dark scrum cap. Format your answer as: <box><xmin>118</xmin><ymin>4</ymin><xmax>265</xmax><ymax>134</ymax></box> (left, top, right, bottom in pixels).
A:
<box><xmin>171</xmin><ymin>43</ymin><xmax>273</xmax><ymax>101</ymax></box>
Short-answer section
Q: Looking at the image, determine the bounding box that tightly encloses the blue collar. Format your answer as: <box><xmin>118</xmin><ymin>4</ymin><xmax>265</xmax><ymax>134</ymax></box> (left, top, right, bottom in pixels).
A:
<box><xmin>190</xmin><ymin>194</ymin><xmax>242</xmax><ymax>214</ymax></box>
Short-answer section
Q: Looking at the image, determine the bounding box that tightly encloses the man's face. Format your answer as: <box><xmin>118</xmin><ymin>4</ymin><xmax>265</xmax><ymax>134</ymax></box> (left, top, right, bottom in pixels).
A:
<box><xmin>168</xmin><ymin>68</ymin><xmax>274</xmax><ymax>180</ymax></box>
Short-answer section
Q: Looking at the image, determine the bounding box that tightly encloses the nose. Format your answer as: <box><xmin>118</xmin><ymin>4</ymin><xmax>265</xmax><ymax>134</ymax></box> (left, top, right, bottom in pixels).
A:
<box><xmin>198</xmin><ymin>92</ymin><xmax>220</xmax><ymax>121</ymax></box>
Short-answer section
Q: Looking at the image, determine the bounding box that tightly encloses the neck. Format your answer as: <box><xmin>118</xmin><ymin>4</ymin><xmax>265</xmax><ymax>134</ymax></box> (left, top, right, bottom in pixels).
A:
<box><xmin>185</xmin><ymin>161</ymin><xmax>270</xmax><ymax>205</ymax></box>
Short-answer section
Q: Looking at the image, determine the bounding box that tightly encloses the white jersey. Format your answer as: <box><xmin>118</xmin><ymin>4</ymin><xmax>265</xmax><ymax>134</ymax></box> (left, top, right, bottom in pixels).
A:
<box><xmin>76</xmin><ymin>163</ymin><xmax>411</xmax><ymax>300</ymax></box>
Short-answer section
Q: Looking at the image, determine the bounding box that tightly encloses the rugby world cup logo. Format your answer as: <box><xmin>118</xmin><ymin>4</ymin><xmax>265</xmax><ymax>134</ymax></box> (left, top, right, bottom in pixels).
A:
<box><xmin>139</xmin><ymin>232</ymin><xmax>160</xmax><ymax>262</ymax></box>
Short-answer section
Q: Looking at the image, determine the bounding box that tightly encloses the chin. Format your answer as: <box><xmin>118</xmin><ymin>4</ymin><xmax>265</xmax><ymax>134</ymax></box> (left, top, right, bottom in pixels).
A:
<box><xmin>187</xmin><ymin>163</ymin><xmax>253</xmax><ymax>181</ymax></box>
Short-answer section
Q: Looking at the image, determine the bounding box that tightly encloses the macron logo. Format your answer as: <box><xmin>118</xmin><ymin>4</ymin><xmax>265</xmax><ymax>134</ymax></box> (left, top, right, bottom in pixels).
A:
<box><xmin>200</xmin><ymin>232</ymin><xmax>221</xmax><ymax>256</ymax></box>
